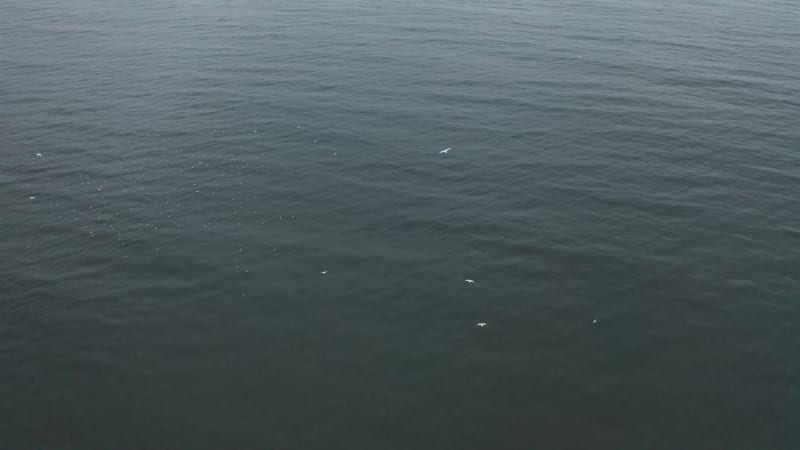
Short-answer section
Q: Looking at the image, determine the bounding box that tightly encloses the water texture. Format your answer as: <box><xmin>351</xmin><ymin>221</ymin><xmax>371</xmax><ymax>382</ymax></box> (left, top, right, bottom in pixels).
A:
<box><xmin>2</xmin><ymin>0</ymin><xmax>799</xmax><ymax>448</ymax></box>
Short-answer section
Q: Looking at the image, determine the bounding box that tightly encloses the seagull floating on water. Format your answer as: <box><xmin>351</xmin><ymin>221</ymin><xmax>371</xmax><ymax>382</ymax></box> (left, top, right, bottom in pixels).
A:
<box><xmin>476</xmin><ymin>322</ymin><xmax>487</xmax><ymax>327</ymax></box>
<box><xmin>593</xmin><ymin>318</ymin><xmax>598</xmax><ymax>324</ymax></box>
<box><xmin>439</xmin><ymin>147</ymin><xmax>451</xmax><ymax>154</ymax></box>
<box><xmin>321</xmin><ymin>270</ymin><xmax>327</xmax><ymax>275</ymax></box>
<box><xmin>465</xmin><ymin>279</ymin><xmax>475</xmax><ymax>284</ymax></box>
<box><xmin>35</xmin><ymin>153</ymin><xmax>42</xmax><ymax>157</ymax></box>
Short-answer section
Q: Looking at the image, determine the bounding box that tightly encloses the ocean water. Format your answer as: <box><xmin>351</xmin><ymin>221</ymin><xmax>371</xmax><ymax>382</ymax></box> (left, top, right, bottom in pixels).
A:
<box><xmin>2</xmin><ymin>0</ymin><xmax>799</xmax><ymax>448</ymax></box>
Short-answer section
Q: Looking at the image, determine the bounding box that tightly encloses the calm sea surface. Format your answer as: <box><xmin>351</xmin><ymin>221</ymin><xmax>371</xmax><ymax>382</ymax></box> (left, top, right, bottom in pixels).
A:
<box><xmin>2</xmin><ymin>0</ymin><xmax>799</xmax><ymax>448</ymax></box>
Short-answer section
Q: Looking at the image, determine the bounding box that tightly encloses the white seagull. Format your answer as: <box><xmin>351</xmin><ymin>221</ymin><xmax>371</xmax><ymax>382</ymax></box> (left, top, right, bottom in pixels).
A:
<box><xmin>464</xmin><ymin>279</ymin><xmax>475</xmax><ymax>284</ymax></box>
<box><xmin>476</xmin><ymin>322</ymin><xmax>487</xmax><ymax>327</ymax></box>
<box><xmin>439</xmin><ymin>147</ymin><xmax>451</xmax><ymax>154</ymax></box>
<box><xmin>35</xmin><ymin>153</ymin><xmax>42</xmax><ymax>157</ymax></box>
<box><xmin>321</xmin><ymin>270</ymin><xmax>327</xmax><ymax>275</ymax></box>
<box><xmin>593</xmin><ymin>318</ymin><xmax>598</xmax><ymax>324</ymax></box>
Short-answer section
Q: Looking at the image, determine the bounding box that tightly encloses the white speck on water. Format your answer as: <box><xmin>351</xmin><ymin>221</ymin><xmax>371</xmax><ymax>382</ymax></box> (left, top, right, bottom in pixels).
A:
<box><xmin>465</xmin><ymin>279</ymin><xmax>475</xmax><ymax>284</ymax></box>
<box><xmin>439</xmin><ymin>147</ymin><xmax>451</xmax><ymax>154</ymax></box>
<box><xmin>35</xmin><ymin>153</ymin><xmax>42</xmax><ymax>157</ymax></box>
<box><xmin>476</xmin><ymin>322</ymin><xmax>487</xmax><ymax>327</ymax></box>
<box><xmin>29</xmin><ymin>196</ymin><xmax>36</xmax><ymax>200</ymax></box>
<box><xmin>593</xmin><ymin>318</ymin><xmax>598</xmax><ymax>324</ymax></box>
<box><xmin>321</xmin><ymin>270</ymin><xmax>327</xmax><ymax>275</ymax></box>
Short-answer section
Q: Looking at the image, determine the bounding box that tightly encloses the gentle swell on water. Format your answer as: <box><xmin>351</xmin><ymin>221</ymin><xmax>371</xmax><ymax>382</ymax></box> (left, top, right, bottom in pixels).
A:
<box><xmin>1</xmin><ymin>0</ymin><xmax>799</xmax><ymax>448</ymax></box>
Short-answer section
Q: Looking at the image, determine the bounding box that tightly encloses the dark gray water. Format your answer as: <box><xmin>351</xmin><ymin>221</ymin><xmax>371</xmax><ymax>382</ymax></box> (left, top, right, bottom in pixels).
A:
<box><xmin>2</xmin><ymin>0</ymin><xmax>800</xmax><ymax>448</ymax></box>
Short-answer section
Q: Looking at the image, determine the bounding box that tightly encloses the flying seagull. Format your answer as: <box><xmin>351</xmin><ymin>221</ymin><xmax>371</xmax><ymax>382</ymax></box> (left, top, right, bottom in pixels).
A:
<box><xmin>439</xmin><ymin>147</ymin><xmax>451</xmax><ymax>154</ymax></box>
<box><xmin>465</xmin><ymin>279</ymin><xmax>475</xmax><ymax>284</ymax></box>
<box><xmin>476</xmin><ymin>322</ymin><xmax>487</xmax><ymax>327</ymax></box>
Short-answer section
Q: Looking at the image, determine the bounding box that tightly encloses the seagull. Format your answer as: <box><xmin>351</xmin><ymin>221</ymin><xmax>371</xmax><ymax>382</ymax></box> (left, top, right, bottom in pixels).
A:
<box><xmin>321</xmin><ymin>270</ymin><xmax>327</xmax><ymax>275</ymax></box>
<box><xmin>29</xmin><ymin>196</ymin><xmax>36</xmax><ymax>200</ymax></box>
<box><xmin>476</xmin><ymin>322</ymin><xmax>487</xmax><ymax>327</ymax></box>
<box><xmin>439</xmin><ymin>147</ymin><xmax>451</xmax><ymax>154</ymax></box>
<box><xmin>465</xmin><ymin>279</ymin><xmax>475</xmax><ymax>284</ymax></box>
<box><xmin>35</xmin><ymin>153</ymin><xmax>42</xmax><ymax>157</ymax></box>
<box><xmin>593</xmin><ymin>318</ymin><xmax>598</xmax><ymax>324</ymax></box>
